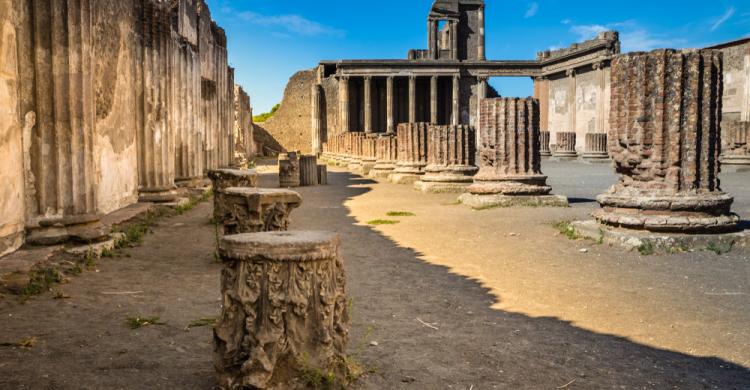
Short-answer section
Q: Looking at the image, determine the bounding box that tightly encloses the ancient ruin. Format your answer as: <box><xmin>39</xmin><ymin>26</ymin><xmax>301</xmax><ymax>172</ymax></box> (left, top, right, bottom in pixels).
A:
<box><xmin>594</xmin><ymin>49</ymin><xmax>739</xmax><ymax>233</ymax></box>
<box><xmin>299</xmin><ymin>155</ymin><xmax>319</xmax><ymax>186</ymax></box>
<box><xmin>415</xmin><ymin>125</ymin><xmax>477</xmax><ymax>193</ymax></box>
<box><xmin>369</xmin><ymin>135</ymin><xmax>399</xmax><ymax>179</ymax></box>
<box><xmin>214</xmin><ymin>231</ymin><xmax>349</xmax><ymax>389</ymax></box>
<box><xmin>0</xmin><ymin>0</ymin><xmax>253</xmax><ymax>256</ymax></box>
<box><xmin>390</xmin><ymin>123</ymin><xmax>430</xmax><ymax>184</ymax></box>
<box><xmin>208</xmin><ymin>169</ymin><xmax>259</xmax><ymax>192</ymax></box>
<box><xmin>460</xmin><ymin>98</ymin><xmax>568</xmax><ymax>208</ymax></box>
<box><xmin>278</xmin><ymin>152</ymin><xmax>301</xmax><ymax>188</ymax></box>
<box><xmin>214</xmin><ymin>188</ymin><xmax>302</xmax><ymax>235</ymax></box>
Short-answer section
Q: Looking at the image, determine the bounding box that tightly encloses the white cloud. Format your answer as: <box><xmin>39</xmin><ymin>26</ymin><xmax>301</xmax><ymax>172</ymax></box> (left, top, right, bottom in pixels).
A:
<box><xmin>524</xmin><ymin>2</ymin><xmax>539</xmax><ymax>18</ymax></box>
<box><xmin>561</xmin><ymin>19</ymin><xmax>573</xmax><ymax>25</ymax></box>
<box><xmin>570</xmin><ymin>24</ymin><xmax>608</xmax><ymax>41</ymax></box>
<box><xmin>569</xmin><ymin>21</ymin><xmax>685</xmax><ymax>52</ymax></box>
<box><xmin>710</xmin><ymin>7</ymin><xmax>736</xmax><ymax>31</ymax></box>
<box><xmin>237</xmin><ymin>11</ymin><xmax>344</xmax><ymax>37</ymax></box>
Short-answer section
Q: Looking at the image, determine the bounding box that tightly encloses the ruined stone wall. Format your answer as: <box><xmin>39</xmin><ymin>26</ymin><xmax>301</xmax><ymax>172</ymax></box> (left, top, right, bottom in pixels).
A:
<box><xmin>0</xmin><ymin>0</ymin><xmax>25</xmax><ymax>256</ymax></box>
<box><xmin>256</xmin><ymin>69</ymin><xmax>316</xmax><ymax>154</ymax></box>
<box><xmin>717</xmin><ymin>41</ymin><xmax>750</xmax><ymax>154</ymax></box>
<box><xmin>234</xmin><ymin>85</ymin><xmax>254</xmax><ymax>161</ymax></box>
<box><xmin>548</xmin><ymin>75</ymin><xmax>569</xmax><ymax>148</ymax></box>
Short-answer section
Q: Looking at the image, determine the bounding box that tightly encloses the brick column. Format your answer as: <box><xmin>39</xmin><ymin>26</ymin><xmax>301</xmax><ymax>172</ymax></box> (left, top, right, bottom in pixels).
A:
<box><xmin>415</xmin><ymin>125</ymin><xmax>477</xmax><ymax>193</ymax></box>
<box><xmin>595</xmin><ymin>49</ymin><xmax>738</xmax><ymax>233</ymax></box>
<box><xmin>339</xmin><ymin>76</ymin><xmax>349</xmax><ymax>133</ymax></box>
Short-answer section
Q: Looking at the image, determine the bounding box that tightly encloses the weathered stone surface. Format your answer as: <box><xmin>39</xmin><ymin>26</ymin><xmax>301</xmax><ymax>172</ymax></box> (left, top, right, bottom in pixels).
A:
<box><xmin>389</xmin><ymin>123</ymin><xmax>429</xmax><ymax>184</ymax></box>
<box><xmin>359</xmin><ymin>137</ymin><xmax>378</xmax><ymax>175</ymax></box>
<box><xmin>468</xmin><ymin>98</ymin><xmax>552</xmax><ymax>196</ymax></box>
<box><xmin>369</xmin><ymin>134</ymin><xmax>398</xmax><ymax>179</ymax></box>
<box><xmin>582</xmin><ymin>133</ymin><xmax>609</xmax><ymax>161</ymax></box>
<box><xmin>539</xmin><ymin>131</ymin><xmax>552</xmax><ymax>157</ymax></box>
<box><xmin>415</xmin><ymin>124</ymin><xmax>477</xmax><ymax>193</ymax></box>
<box><xmin>552</xmin><ymin>132</ymin><xmax>578</xmax><ymax>158</ymax></box>
<box><xmin>722</xmin><ymin>125</ymin><xmax>750</xmax><ymax>165</ymax></box>
<box><xmin>214</xmin><ymin>188</ymin><xmax>302</xmax><ymax>235</ymax></box>
<box><xmin>208</xmin><ymin>169</ymin><xmax>258</xmax><ymax>191</ymax></box>
<box><xmin>278</xmin><ymin>152</ymin><xmax>301</xmax><ymax>188</ymax></box>
<box><xmin>233</xmin><ymin>86</ymin><xmax>254</xmax><ymax>165</ymax></box>
<box><xmin>299</xmin><ymin>155</ymin><xmax>319</xmax><ymax>186</ymax></box>
<box><xmin>595</xmin><ymin>49</ymin><xmax>739</xmax><ymax>233</ymax></box>
<box><xmin>214</xmin><ymin>231</ymin><xmax>349</xmax><ymax>389</ymax></box>
<box><xmin>317</xmin><ymin>165</ymin><xmax>328</xmax><ymax>185</ymax></box>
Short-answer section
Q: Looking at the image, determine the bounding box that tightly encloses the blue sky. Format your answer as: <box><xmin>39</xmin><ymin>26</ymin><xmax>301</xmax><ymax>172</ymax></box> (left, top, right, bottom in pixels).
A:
<box><xmin>206</xmin><ymin>0</ymin><xmax>750</xmax><ymax>113</ymax></box>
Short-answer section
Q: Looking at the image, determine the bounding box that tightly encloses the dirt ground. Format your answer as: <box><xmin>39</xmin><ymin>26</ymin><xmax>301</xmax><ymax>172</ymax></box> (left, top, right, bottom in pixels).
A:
<box><xmin>0</xmin><ymin>161</ymin><xmax>748</xmax><ymax>389</ymax></box>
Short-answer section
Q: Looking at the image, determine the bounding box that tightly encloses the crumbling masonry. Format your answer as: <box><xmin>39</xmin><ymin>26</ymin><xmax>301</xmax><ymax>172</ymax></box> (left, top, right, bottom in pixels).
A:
<box><xmin>0</xmin><ymin>0</ymin><xmax>254</xmax><ymax>256</ymax></box>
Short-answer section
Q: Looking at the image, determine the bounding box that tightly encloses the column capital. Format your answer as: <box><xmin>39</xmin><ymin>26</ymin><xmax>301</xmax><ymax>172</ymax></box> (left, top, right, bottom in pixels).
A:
<box><xmin>476</xmin><ymin>75</ymin><xmax>489</xmax><ymax>83</ymax></box>
<box><xmin>339</xmin><ymin>75</ymin><xmax>349</xmax><ymax>81</ymax></box>
<box><xmin>409</xmin><ymin>75</ymin><xmax>417</xmax><ymax>81</ymax></box>
<box><xmin>453</xmin><ymin>74</ymin><xmax>460</xmax><ymax>82</ymax></box>
<box><xmin>566</xmin><ymin>68</ymin><xmax>576</xmax><ymax>78</ymax></box>
<box><xmin>363</xmin><ymin>75</ymin><xmax>372</xmax><ymax>81</ymax></box>
<box><xmin>592</xmin><ymin>61</ymin><xmax>607</xmax><ymax>70</ymax></box>
<box><xmin>387</xmin><ymin>75</ymin><xmax>394</xmax><ymax>82</ymax></box>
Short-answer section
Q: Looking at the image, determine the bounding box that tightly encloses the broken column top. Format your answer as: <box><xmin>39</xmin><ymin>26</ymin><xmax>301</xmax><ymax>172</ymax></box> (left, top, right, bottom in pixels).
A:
<box><xmin>220</xmin><ymin>231</ymin><xmax>340</xmax><ymax>262</ymax></box>
<box><xmin>223</xmin><ymin>187</ymin><xmax>302</xmax><ymax>203</ymax></box>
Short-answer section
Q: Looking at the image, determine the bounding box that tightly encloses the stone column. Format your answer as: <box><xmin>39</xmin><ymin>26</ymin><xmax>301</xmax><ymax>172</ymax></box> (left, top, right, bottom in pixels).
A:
<box><xmin>478</xmin><ymin>5</ymin><xmax>486</xmax><ymax>61</ymax></box>
<box><xmin>389</xmin><ymin>123</ymin><xmax>429</xmax><ymax>184</ymax></box>
<box><xmin>593</xmin><ymin>62</ymin><xmax>607</xmax><ymax>133</ymax></box>
<box><xmin>459</xmin><ymin>98</ymin><xmax>568</xmax><ymax>209</ymax></box>
<box><xmin>364</xmin><ymin>76</ymin><xmax>373</xmax><ymax>134</ymax></box>
<box><xmin>24</xmin><ymin>0</ymin><xmax>110</xmax><ymax>245</ymax></box>
<box><xmin>214</xmin><ymin>231</ymin><xmax>349</xmax><ymax>389</ymax></box>
<box><xmin>138</xmin><ymin>1</ymin><xmax>178</xmax><ymax>203</ymax></box>
<box><xmin>475</xmin><ymin>76</ymin><xmax>488</xmax><ymax>140</ymax></box>
<box><xmin>534</xmin><ymin>76</ymin><xmax>550</xmax><ymax>133</ymax></box>
<box><xmin>409</xmin><ymin>76</ymin><xmax>417</xmax><ymax>123</ymax></box>
<box><xmin>299</xmin><ymin>155</ymin><xmax>319</xmax><ymax>186</ymax></box>
<box><xmin>311</xmin><ymin>84</ymin><xmax>323</xmax><ymax>154</ymax></box>
<box><xmin>539</xmin><ymin>131</ymin><xmax>552</xmax><ymax>157</ymax></box>
<box><xmin>583</xmin><ymin>133</ymin><xmax>609</xmax><ymax>161</ymax></box>
<box><xmin>415</xmin><ymin>125</ymin><xmax>478</xmax><ymax>193</ymax></box>
<box><xmin>595</xmin><ymin>49</ymin><xmax>738</xmax><ymax>233</ymax></box>
<box><xmin>566</xmin><ymin>68</ymin><xmax>577</xmax><ymax>145</ymax></box>
<box><xmin>428</xmin><ymin>19</ymin><xmax>437</xmax><ymax>59</ymax></box>
<box><xmin>214</xmin><ymin>188</ymin><xmax>301</xmax><ymax>235</ymax></box>
<box><xmin>278</xmin><ymin>152</ymin><xmax>300</xmax><ymax>188</ymax></box>
<box><xmin>552</xmin><ymin>132</ymin><xmax>577</xmax><ymax>158</ymax></box>
<box><xmin>430</xmin><ymin>76</ymin><xmax>438</xmax><ymax>124</ymax></box>
<box><xmin>359</xmin><ymin>137</ymin><xmax>378</xmax><ymax>175</ymax></box>
<box><xmin>451</xmin><ymin>20</ymin><xmax>459</xmax><ymax>60</ymax></box>
<box><xmin>369</xmin><ymin>134</ymin><xmax>399</xmax><ymax>179</ymax></box>
<box><xmin>339</xmin><ymin>76</ymin><xmax>349</xmax><ymax>133</ymax></box>
<box><xmin>452</xmin><ymin>75</ymin><xmax>460</xmax><ymax>126</ymax></box>
<box><xmin>386</xmin><ymin>76</ymin><xmax>395</xmax><ymax>134</ymax></box>
<box><xmin>208</xmin><ymin>169</ymin><xmax>258</xmax><ymax>192</ymax></box>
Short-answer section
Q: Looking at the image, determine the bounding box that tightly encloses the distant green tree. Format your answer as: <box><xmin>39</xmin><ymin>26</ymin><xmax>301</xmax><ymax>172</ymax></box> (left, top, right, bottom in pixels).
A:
<box><xmin>253</xmin><ymin>103</ymin><xmax>280</xmax><ymax>123</ymax></box>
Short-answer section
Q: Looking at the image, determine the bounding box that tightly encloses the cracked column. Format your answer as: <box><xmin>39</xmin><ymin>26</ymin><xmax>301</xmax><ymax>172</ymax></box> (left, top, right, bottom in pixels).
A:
<box><xmin>24</xmin><ymin>0</ymin><xmax>110</xmax><ymax>245</ymax></box>
<box><xmin>389</xmin><ymin>123</ymin><xmax>429</xmax><ymax>184</ymax></box>
<box><xmin>594</xmin><ymin>49</ymin><xmax>739</xmax><ymax>233</ymax></box>
<box><xmin>369</xmin><ymin>135</ymin><xmax>398</xmax><ymax>179</ymax></box>
<box><xmin>138</xmin><ymin>0</ymin><xmax>178</xmax><ymax>203</ymax></box>
<box><xmin>459</xmin><ymin>98</ymin><xmax>568</xmax><ymax>209</ymax></box>
<box><xmin>415</xmin><ymin>125</ymin><xmax>477</xmax><ymax>193</ymax></box>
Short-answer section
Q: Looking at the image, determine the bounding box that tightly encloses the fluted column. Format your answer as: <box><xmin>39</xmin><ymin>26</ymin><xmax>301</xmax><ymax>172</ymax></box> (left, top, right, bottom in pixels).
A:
<box><xmin>386</xmin><ymin>76</ymin><xmax>394</xmax><ymax>134</ymax></box>
<box><xmin>138</xmin><ymin>0</ymin><xmax>177</xmax><ymax>203</ymax></box>
<box><xmin>428</xmin><ymin>19</ymin><xmax>437</xmax><ymax>59</ymax></box>
<box><xmin>390</xmin><ymin>123</ymin><xmax>429</xmax><ymax>184</ymax></box>
<box><xmin>311</xmin><ymin>84</ymin><xmax>322</xmax><ymax>154</ymax></box>
<box><xmin>451</xmin><ymin>20</ymin><xmax>458</xmax><ymax>60</ymax></box>
<box><xmin>364</xmin><ymin>76</ymin><xmax>373</xmax><ymax>134</ymax></box>
<box><xmin>430</xmin><ymin>76</ymin><xmax>438</xmax><ymax>124</ymax></box>
<box><xmin>409</xmin><ymin>76</ymin><xmax>417</xmax><ymax>123</ymax></box>
<box><xmin>339</xmin><ymin>76</ymin><xmax>349</xmax><ymax>133</ymax></box>
<box><xmin>596</xmin><ymin>49</ymin><xmax>738</xmax><ymax>233</ymax></box>
<box><xmin>476</xmin><ymin>76</ymin><xmax>488</xmax><ymax>141</ymax></box>
<box><xmin>416</xmin><ymin>124</ymin><xmax>477</xmax><ymax>193</ymax></box>
<box><xmin>566</xmin><ymin>69</ymin><xmax>577</xmax><ymax>137</ymax></box>
<box><xmin>452</xmin><ymin>75</ymin><xmax>460</xmax><ymax>125</ymax></box>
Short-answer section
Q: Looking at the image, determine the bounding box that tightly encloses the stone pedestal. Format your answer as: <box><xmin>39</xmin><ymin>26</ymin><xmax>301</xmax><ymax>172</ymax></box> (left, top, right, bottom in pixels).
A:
<box><xmin>539</xmin><ymin>131</ymin><xmax>552</xmax><ymax>157</ymax></box>
<box><xmin>214</xmin><ymin>188</ymin><xmax>302</xmax><ymax>235</ymax></box>
<box><xmin>594</xmin><ymin>49</ymin><xmax>739</xmax><ymax>233</ymax></box>
<box><xmin>551</xmin><ymin>132</ymin><xmax>577</xmax><ymax>159</ymax></box>
<box><xmin>369</xmin><ymin>135</ymin><xmax>398</xmax><ymax>179</ymax></box>
<box><xmin>214</xmin><ymin>231</ymin><xmax>349</xmax><ymax>389</ymax></box>
<box><xmin>278</xmin><ymin>152</ymin><xmax>300</xmax><ymax>188</ymax></box>
<box><xmin>208</xmin><ymin>169</ymin><xmax>258</xmax><ymax>192</ymax></box>
<box><xmin>415</xmin><ymin>125</ymin><xmax>478</xmax><ymax>193</ymax></box>
<box><xmin>300</xmin><ymin>155</ymin><xmax>319</xmax><ymax>186</ymax></box>
<box><xmin>345</xmin><ymin>133</ymin><xmax>365</xmax><ymax>172</ymax></box>
<box><xmin>721</xmin><ymin>125</ymin><xmax>750</xmax><ymax>166</ymax></box>
<box><xmin>317</xmin><ymin>165</ymin><xmax>328</xmax><ymax>185</ymax></box>
<box><xmin>582</xmin><ymin>133</ymin><xmax>609</xmax><ymax>161</ymax></box>
<box><xmin>460</xmin><ymin>98</ymin><xmax>568</xmax><ymax>209</ymax></box>
<box><xmin>389</xmin><ymin>123</ymin><xmax>429</xmax><ymax>184</ymax></box>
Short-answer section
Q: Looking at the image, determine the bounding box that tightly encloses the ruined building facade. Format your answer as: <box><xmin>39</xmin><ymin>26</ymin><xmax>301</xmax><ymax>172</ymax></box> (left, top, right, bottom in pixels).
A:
<box><xmin>260</xmin><ymin>0</ymin><xmax>749</xmax><ymax>167</ymax></box>
<box><xmin>0</xmin><ymin>0</ymin><xmax>253</xmax><ymax>256</ymax></box>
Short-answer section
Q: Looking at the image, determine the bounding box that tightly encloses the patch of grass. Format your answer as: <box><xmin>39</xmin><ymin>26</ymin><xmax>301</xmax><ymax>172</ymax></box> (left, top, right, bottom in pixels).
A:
<box><xmin>367</xmin><ymin>219</ymin><xmax>400</xmax><ymax>226</ymax></box>
<box><xmin>637</xmin><ymin>241</ymin><xmax>655</xmax><ymax>256</ymax></box>
<box><xmin>186</xmin><ymin>317</ymin><xmax>217</xmax><ymax>329</ymax></box>
<box><xmin>175</xmin><ymin>189</ymin><xmax>213</xmax><ymax>215</ymax></box>
<box><xmin>553</xmin><ymin>221</ymin><xmax>579</xmax><ymax>240</ymax></box>
<box><xmin>126</xmin><ymin>316</ymin><xmax>166</xmax><ymax>329</ymax></box>
<box><xmin>20</xmin><ymin>268</ymin><xmax>63</xmax><ymax>297</ymax></box>
<box><xmin>707</xmin><ymin>240</ymin><xmax>734</xmax><ymax>255</ymax></box>
<box><xmin>100</xmin><ymin>248</ymin><xmax>115</xmax><ymax>258</ymax></box>
<box><xmin>299</xmin><ymin>365</ymin><xmax>336</xmax><ymax>390</ymax></box>
<box><xmin>0</xmin><ymin>336</ymin><xmax>37</xmax><ymax>349</ymax></box>
<box><xmin>386</xmin><ymin>211</ymin><xmax>415</xmax><ymax>217</ymax></box>
<box><xmin>595</xmin><ymin>229</ymin><xmax>605</xmax><ymax>245</ymax></box>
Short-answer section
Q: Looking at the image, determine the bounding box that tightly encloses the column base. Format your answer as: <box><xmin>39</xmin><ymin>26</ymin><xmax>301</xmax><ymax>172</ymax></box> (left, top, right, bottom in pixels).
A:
<box><xmin>388</xmin><ymin>172</ymin><xmax>424</xmax><ymax>185</ymax></box>
<box><xmin>551</xmin><ymin>150</ymin><xmax>578</xmax><ymax>160</ymax></box>
<box><xmin>581</xmin><ymin>151</ymin><xmax>610</xmax><ymax>162</ymax></box>
<box><xmin>368</xmin><ymin>163</ymin><xmax>396</xmax><ymax>179</ymax></box>
<box><xmin>176</xmin><ymin>176</ymin><xmax>210</xmax><ymax>189</ymax></box>
<box><xmin>540</xmin><ymin>150</ymin><xmax>552</xmax><ymax>157</ymax></box>
<box><xmin>26</xmin><ymin>214</ymin><xmax>110</xmax><ymax>246</ymax></box>
<box><xmin>468</xmin><ymin>174</ymin><xmax>552</xmax><ymax>196</ymax></box>
<box><xmin>0</xmin><ymin>230</ymin><xmax>25</xmax><ymax>258</ymax></box>
<box><xmin>720</xmin><ymin>154</ymin><xmax>750</xmax><ymax>166</ymax></box>
<box><xmin>414</xmin><ymin>180</ymin><xmax>471</xmax><ymax>194</ymax></box>
<box><xmin>459</xmin><ymin>193</ymin><xmax>569</xmax><ymax>210</ymax></box>
<box><xmin>139</xmin><ymin>188</ymin><xmax>180</xmax><ymax>203</ymax></box>
<box><xmin>359</xmin><ymin>158</ymin><xmax>377</xmax><ymax>175</ymax></box>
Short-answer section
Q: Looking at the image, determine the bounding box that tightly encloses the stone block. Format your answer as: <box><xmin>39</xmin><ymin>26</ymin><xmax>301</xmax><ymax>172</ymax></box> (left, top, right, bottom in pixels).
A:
<box><xmin>214</xmin><ymin>188</ymin><xmax>302</xmax><ymax>235</ymax></box>
<box><xmin>278</xmin><ymin>152</ymin><xmax>301</xmax><ymax>188</ymax></box>
<box><xmin>208</xmin><ymin>169</ymin><xmax>259</xmax><ymax>191</ymax></box>
<box><xmin>299</xmin><ymin>155</ymin><xmax>318</xmax><ymax>186</ymax></box>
